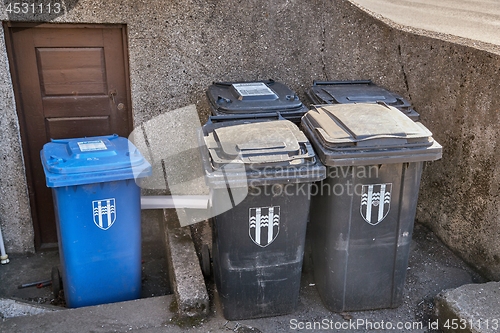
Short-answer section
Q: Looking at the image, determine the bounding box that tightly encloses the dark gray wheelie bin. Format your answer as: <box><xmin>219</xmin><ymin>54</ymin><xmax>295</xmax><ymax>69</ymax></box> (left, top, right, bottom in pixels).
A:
<box><xmin>307</xmin><ymin>80</ymin><xmax>420</xmax><ymax>121</ymax></box>
<box><xmin>206</xmin><ymin>79</ymin><xmax>308</xmax><ymax>124</ymax></box>
<box><xmin>301</xmin><ymin>103</ymin><xmax>442</xmax><ymax>312</ymax></box>
<box><xmin>199</xmin><ymin>114</ymin><xmax>325</xmax><ymax>320</ymax></box>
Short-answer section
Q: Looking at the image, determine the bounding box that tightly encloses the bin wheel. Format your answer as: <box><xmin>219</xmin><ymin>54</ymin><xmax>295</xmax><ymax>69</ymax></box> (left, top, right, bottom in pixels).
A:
<box><xmin>201</xmin><ymin>244</ymin><xmax>211</xmax><ymax>277</ymax></box>
<box><xmin>51</xmin><ymin>266</ymin><xmax>62</xmax><ymax>297</ymax></box>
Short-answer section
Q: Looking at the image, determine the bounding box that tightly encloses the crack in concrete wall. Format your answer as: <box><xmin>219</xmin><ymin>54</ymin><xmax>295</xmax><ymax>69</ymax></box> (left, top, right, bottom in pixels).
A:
<box><xmin>319</xmin><ymin>20</ymin><xmax>328</xmax><ymax>80</ymax></box>
<box><xmin>397</xmin><ymin>44</ymin><xmax>412</xmax><ymax>102</ymax></box>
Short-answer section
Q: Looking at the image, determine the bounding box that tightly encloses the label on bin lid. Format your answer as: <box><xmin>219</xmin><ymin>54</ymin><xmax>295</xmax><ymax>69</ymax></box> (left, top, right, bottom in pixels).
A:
<box><xmin>77</xmin><ymin>140</ymin><xmax>108</xmax><ymax>152</ymax></box>
<box><xmin>345</xmin><ymin>95</ymin><xmax>387</xmax><ymax>102</ymax></box>
<box><xmin>322</xmin><ymin>85</ymin><xmax>399</xmax><ymax>105</ymax></box>
<box><xmin>232</xmin><ymin>82</ymin><xmax>277</xmax><ymax>98</ymax></box>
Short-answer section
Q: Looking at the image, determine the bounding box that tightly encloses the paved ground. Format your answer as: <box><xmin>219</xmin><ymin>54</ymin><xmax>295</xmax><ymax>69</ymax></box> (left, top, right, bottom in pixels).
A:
<box><xmin>0</xmin><ymin>223</ymin><xmax>486</xmax><ymax>332</ymax></box>
<box><xmin>349</xmin><ymin>0</ymin><xmax>500</xmax><ymax>46</ymax></box>
<box><xmin>0</xmin><ymin>210</ymin><xmax>171</xmax><ymax>307</ymax></box>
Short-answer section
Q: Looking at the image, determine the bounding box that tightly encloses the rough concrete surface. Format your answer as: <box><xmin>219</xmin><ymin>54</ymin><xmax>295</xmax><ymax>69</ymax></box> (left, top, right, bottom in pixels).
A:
<box><xmin>163</xmin><ymin>209</ymin><xmax>209</xmax><ymax>318</ymax></box>
<box><xmin>0</xmin><ymin>298</ymin><xmax>61</xmax><ymax>319</ymax></box>
<box><xmin>0</xmin><ymin>23</ymin><xmax>34</xmax><ymax>254</ymax></box>
<box><xmin>435</xmin><ymin>282</ymin><xmax>500</xmax><ymax>333</ymax></box>
<box><xmin>0</xmin><ymin>210</ymin><xmax>171</xmax><ymax>313</ymax></box>
<box><xmin>0</xmin><ymin>251</ymin><xmax>60</xmax><ymax>306</ymax></box>
<box><xmin>0</xmin><ymin>295</ymin><xmax>175</xmax><ymax>333</ymax></box>
<box><xmin>350</xmin><ymin>0</ymin><xmax>500</xmax><ymax>47</ymax></box>
<box><xmin>0</xmin><ymin>0</ymin><xmax>499</xmax><ymax>280</ymax></box>
<box><xmin>140</xmin><ymin>210</ymin><xmax>172</xmax><ymax>298</ymax></box>
<box><xmin>0</xmin><ymin>223</ymin><xmax>486</xmax><ymax>332</ymax></box>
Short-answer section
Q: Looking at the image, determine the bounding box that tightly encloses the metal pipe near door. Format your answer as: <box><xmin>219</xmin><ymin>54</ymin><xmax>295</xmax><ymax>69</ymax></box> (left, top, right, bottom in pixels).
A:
<box><xmin>140</xmin><ymin>195</ymin><xmax>210</xmax><ymax>210</ymax></box>
<box><xmin>0</xmin><ymin>222</ymin><xmax>9</xmax><ymax>264</ymax></box>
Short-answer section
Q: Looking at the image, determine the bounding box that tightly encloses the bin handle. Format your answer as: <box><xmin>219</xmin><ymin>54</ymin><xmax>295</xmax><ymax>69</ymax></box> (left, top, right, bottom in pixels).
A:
<box><xmin>212</xmin><ymin>79</ymin><xmax>275</xmax><ymax>86</ymax></box>
<box><xmin>237</xmin><ymin>141</ymin><xmax>286</xmax><ymax>151</ymax></box>
<box><xmin>394</xmin><ymin>97</ymin><xmax>412</xmax><ymax>108</ymax></box>
<box><xmin>216</xmin><ymin>96</ymin><xmax>232</xmax><ymax>104</ymax></box>
<box><xmin>289</xmin><ymin>142</ymin><xmax>316</xmax><ymax>160</ymax></box>
<box><xmin>312</xmin><ymin>80</ymin><xmax>372</xmax><ymax>86</ymax></box>
<box><xmin>50</xmin><ymin>134</ymin><xmax>119</xmax><ymax>143</ymax></box>
<box><xmin>239</xmin><ymin>142</ymin><xmax>316</xmax><ymax>162</ymax></box>
<box><xmin>206</xmin><ymin>112</ymin><xmax>285</xmax><ymax>124</ymax></box>
<box><xmin>47</xmin><ymin>155</ymin><xmax>65</xmax><ymax>164</ymax></box>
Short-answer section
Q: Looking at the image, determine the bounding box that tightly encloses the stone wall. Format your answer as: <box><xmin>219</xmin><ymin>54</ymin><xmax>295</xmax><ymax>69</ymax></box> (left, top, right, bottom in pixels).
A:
<box><xmin>1</xmin><ymin>0</ymin><xmax>500</xmax><ymax>279</ymax></box>
<box><xmin>402</xmin><ymin>36</ymin><xmax>500</xmax><ymax>279</ymax></box>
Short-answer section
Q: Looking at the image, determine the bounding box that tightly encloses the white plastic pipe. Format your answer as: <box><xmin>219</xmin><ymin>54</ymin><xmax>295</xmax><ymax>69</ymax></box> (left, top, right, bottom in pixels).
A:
<box><xmin>141</xmin><ymin>195</ymin><xmax>210</xmax><ymax>210</ymax></box>
<box><xmin>0</xmin><ymin>223</ymin><xmax>9</xmax><ymax>264</ymax></box>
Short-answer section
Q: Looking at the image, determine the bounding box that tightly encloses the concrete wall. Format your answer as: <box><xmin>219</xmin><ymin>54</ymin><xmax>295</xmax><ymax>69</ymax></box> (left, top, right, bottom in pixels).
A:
<box><xmin>402</xmin><ymin>38</ymin><xmax>500</xmax><ymax>279</ymax></box>
<box><xmin>1</xmin><ymin>0</ymin><xmax>500</xmax><ymax>279</ymax></box>
<box><xmin>0</xmin><ymin>23</ymin><xmax>34</xmax><ymax>253</ymax></box>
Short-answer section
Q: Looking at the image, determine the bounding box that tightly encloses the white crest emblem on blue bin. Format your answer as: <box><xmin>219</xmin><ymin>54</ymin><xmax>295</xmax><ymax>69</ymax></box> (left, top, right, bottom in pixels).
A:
<box><xmin>360</xmin><ymin>184</ymin><xmax>392</xmax><ymax>225</ymax></box>
<box><xmin>93</xmin><ymin>198</ymin><xmax>116</xmax><ymax>230</ymax></box>
<box><xmin>249</xmin><ymin>206</ymin><xmax>280</xmax><ymax>247</ymax></box>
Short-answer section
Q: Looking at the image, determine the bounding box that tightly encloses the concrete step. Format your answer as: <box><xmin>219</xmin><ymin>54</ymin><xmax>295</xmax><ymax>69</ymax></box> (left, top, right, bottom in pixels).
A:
<box><xmin>435</xmin><ymin>281</ymin><xmax>500</xmax><ymax>333</ymax></box>
<box><xmin>0</xmin><ymin>297</ymin><xmax>61</xmax><ymax>319</ymax></box>
<box><xmin>0</xmin><ymin>295</ymin><xmax>174</xmax><ymax>332</ymax></box>
<box><xmin>162</xmin><ymin>209</ymin><xmax>209</xmax><ymax>318</ymax></box>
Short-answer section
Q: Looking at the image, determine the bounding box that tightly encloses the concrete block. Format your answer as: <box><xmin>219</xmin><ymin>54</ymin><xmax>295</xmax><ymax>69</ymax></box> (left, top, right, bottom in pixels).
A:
<box><xmin>162</xmin><ymin>209</ymin><xmax>209</xmax><ymax>318</ymax></box>
<box><xmin>435</xmin><ymin>282</ymin><xmax>500</xmax><ymax>333</ymax></box>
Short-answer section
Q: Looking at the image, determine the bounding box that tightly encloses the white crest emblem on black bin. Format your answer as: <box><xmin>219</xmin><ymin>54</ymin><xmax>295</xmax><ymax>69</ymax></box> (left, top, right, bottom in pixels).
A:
<box><xmin>360</xmin><ymin>184</ymin><xmax>392</xmax><ymax>225</ymax></box>
<box><xmin>249</xmin><ymin>206</ymin><xmax>280</xmax><ymax>247</ymax></box>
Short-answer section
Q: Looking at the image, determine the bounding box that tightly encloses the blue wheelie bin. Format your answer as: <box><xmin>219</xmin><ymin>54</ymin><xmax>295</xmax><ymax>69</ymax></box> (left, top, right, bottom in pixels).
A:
<box><xmin>41</xmin><ymin>134</ymin><xmax>151</xmax><ymax>308</ymax></box>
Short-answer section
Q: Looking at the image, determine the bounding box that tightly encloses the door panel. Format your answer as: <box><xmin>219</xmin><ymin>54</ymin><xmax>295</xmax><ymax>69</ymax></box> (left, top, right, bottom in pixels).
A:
<box><xmin>5</xmin><ymin>23</ymin><xmax>132</xmax><ymax>248</ymax></box>
<box><xmin>42</xmin><ymin>97</ymin><xmax>111</xmax><ymax>117</ymax></box>
<box><xmin>46</xmin><ymin>116</ymin><xmax>111</xmax><ymax>139</ymax></box>
<box><xmin>37</xmin><ymin>47</ymin><xmax>107</xmax><ymax>96</ymax></box>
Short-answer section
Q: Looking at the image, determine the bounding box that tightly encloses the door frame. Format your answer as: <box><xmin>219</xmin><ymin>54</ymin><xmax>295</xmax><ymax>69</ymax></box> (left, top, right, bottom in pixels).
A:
<box><xmin>3</xmin><ymin>22</ymin><xmax>134</xmax><ymax>249</ymax></box>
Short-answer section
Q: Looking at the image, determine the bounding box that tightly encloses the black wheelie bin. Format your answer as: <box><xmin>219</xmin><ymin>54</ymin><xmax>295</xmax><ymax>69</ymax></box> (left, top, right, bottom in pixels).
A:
<box><xmin>199</xmin><ymin>114</ymin><xmax>325</xmax><ymax>319</ymax></box>
<box><xmin>301</xmin><ymin>103</ymin><xmax>442</xmax><ymax>312</ymax></box>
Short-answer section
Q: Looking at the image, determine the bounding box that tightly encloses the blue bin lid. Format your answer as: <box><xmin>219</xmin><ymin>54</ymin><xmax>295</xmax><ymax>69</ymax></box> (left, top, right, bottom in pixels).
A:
<box><xmin>41</xmin><ymin>134</ymin><xmax>152</xmax><ymax>187</ymax></box>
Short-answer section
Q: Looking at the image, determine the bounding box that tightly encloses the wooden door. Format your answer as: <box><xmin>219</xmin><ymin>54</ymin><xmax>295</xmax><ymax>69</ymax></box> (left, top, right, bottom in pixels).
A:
<box><xmin>4</xmin><ymin>23</ymin><xmax>133</xmax><ymax>249</ymax></box>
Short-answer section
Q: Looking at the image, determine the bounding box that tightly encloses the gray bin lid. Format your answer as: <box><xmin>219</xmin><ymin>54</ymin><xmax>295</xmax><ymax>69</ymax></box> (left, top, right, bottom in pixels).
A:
<box><xmin>205</xmin><ymin>120</ymin><xmax>315</xmax><ymax>166</ymax></box>
<box><xmin>207</xmin><ymin>80</ymin><xmax>307</xmax><ymax>114</ymax></box>
<box><xmin>306</xmin><ymin>80</ymin><xmax>420</xmax><ymax>121</ymax></box>
<box><xmin>311</xmin><ymin>82</ymin><xmax>402</xmax><ymax>105</ymax></box>
<box><xmin>301</xmin><ymin>103</ymin><xmax>442</xmax><ymax>166</ymax></box>
<box><xmin>200</xmin><ymin>119</ymin><xmax>326</xmax><ymax>188</ymax></box>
